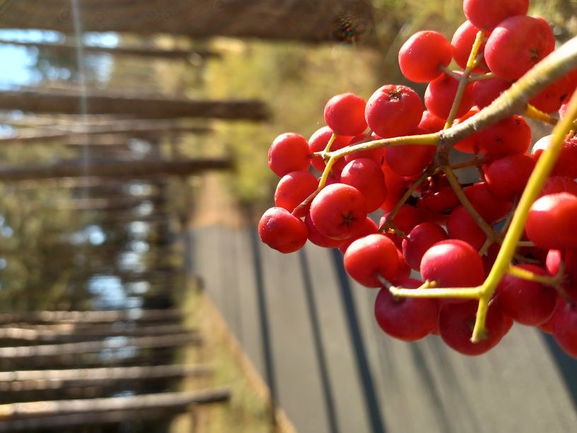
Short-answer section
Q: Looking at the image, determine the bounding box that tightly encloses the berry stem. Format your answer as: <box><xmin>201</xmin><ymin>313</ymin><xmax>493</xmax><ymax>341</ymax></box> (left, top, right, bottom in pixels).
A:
<box><xmin>470</xmin><ymin>86</ymin><xmax>577</xmax><ymax>342</ymax></box>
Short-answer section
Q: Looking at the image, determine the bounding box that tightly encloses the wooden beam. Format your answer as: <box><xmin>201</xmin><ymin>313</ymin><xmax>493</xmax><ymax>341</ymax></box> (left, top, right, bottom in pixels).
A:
<box><xmin>0</xmin><ymin>364</ymin><xmax>212</xmax><ymax>392</ymax></box>
<box><xmin>0</xmin><ymin>156</ymin><xmax>233</xmax><ymax>181</ymax></box>
<box><xmin>0</xmin><ymin>333</ymin><xmax>201</xmax><ymax>360</ymax></box>
<box><xmin>0</xmin><ymin>309</ymin><xmax>182</xmax><ymax>324</ymax></box>
<box><xmin>0</xmin><ymin>38</ymin><xmax>221</xmax><ymax>60</ymax></box>
<box><xmin>0</xmin><ymin>323</ymin><xmax>196</xmax><ymax>342</ymax></box>
<box><xmin>0</xmin><ymin>388</ymin><xmax>230</xmax><ymax>428</ymax></box>
<box><xmin>0</xmin><ymin>89</ymin><xmax>270</xmax><ymax>120</ymax></box>
<box><xmin>0</xmin><ymin>0</ymin><xmax>375</xmax><ymax>44</ymax></box>
<box><xmin>0</xmin><ymin>122</ymin><xmax>213</xmax><ymax>144</ymax></box>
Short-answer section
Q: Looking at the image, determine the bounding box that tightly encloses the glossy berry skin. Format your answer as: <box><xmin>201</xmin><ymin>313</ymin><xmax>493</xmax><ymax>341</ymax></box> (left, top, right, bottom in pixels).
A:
<box><xmin>495</xmin><ymin>264</ymin><xmax>557</xmax><ymax>326</ymax></box>
<box><xmin>324</xmin><ymin>93</ymin><xmax>368</xmax><ymax>136</ymax></box>
<box><xmin>424</xmin><ymin>72</ymin><xmax>474</xmax><ymax>119</ymax></box>
<box><xmin>340</xmin><ymin>158</ymin><xmax>387</xmax><ymax>212</ymax></box>
<box><xmin>343</xmin><ymin>233</ymin><xmax>400</xmax><ymax>287</ymax></box>
<box><xmin>484</xmin><ymin>15</ymin><xmax>555</xmax><ymax>81</ymax></box>
<box><xmin>553</xmin><ymin>302</ymin><xmax>577</xmax><ymax>358</ymax></box>
<box><xmin>267</xmin><ymin>132</ymin><xmax>310</xmax><ymax>177</ymax></box>
<box><xmin>471</xmin><ymin>77</ymin><xmax>512</xmax><ymax>109</ymax></box>
<box><xmin>451</xmin><ymin>20</ymin><xmax>487</xmax><ymax>71</ymax></box>
<box><xmin>365</xmin><ymin>84</ymin><xmax>423</xmax><ymax>138</ymax></box>
<box><xmin>402</xmin><ymin>222</ymin><xmax>448</xmax><ymax>270</ymax></box>
<box><xmin>526</xmin><ymin>192</ymin><xmax>577</xmax><ymax>250</ymax></box>
<box><xmin>374</xmin><ymin>282</ymin><xmax>439</xmax><ymax>341</ymax></box>
<box><xmin>309</xmin><ymin>183</ymin><xmax>367</xmax><ymax>240</ymax></box>
<box><xmin>446</xmin><ymin>205</ymin><xmax>487</xmax><ymax>251</ymax></box>
<box><xmin>472</xmin><ymin>115</ymin><xmax>532</xmax><ymax>158</ymax></box>
<box><xmin>420</xmin><ymin>239</ymin><xmax>485</xmax><ymax>288</ymax></box>
<box><xmin>274</xmin><ymin>171</ymin><xmax>318</xmax><ymax>213</ymax></box>
<box><xmin>438</xmin><ymin>301</ymin><xmax>508</xmax><ymax>356</ymax></box>
<box><xmin>258</xmin><ymin>207</ymin><xmax>308</xmax><ymax>253</ymax></box>
<box><xmin>483</xmin><ymin>153</ymin><xmax>535</xmax><ymax>200</ymax></box>
<box><xmin>463</xmin><ymin>0</ymin><xmax>529</xmax><ymax>30</ymax></box>
<box><xmin>398</xmin><ymin>30</ymin><xmax>452</xmax><ymax>83</ymax></box>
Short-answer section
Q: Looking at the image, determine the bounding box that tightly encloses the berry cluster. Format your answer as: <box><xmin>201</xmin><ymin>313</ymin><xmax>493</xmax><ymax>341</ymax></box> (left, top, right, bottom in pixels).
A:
<box><xmin>259</xmin><ymin>0</ymin><xmax>577</xmax><ymax>357</ymax></box>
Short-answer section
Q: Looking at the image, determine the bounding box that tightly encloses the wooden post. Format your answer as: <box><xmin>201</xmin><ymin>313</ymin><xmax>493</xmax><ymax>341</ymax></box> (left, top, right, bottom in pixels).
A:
<box><xmin>0</xmin><ymin>157</ymin><xmax>233</xmax><ymax>181</ymax></box>
<box><xmin>0</xmin><ymin>364</ymin><xmax>212</xmax><ymax>392</ymax></box>
<box><xmin>0</xmin><ymin>89</ymin><xmax>269</xmax><ymax>120</ymax></box>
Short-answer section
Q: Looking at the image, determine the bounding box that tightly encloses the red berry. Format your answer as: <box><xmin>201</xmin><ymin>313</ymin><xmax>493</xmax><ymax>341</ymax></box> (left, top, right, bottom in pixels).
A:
<box><xmin>446</xmin><ymin>205</ymin><xmax>487</xmax><ymax>251</ymax></box>
<box><xmin>451</xmin><ymin>20</ymin><xmax>487</xmax><ymax>71</ymax></box>
<box><xmin>526</xmin><ymin>192</ymin><xmax>577</xmax><ymax>250</ymax></box>
<box><xmin>398</xmin><ymin>30</ymin><xmax>452</xmax><ymax>83</ymax></box>
<box><xmin>274</xmin><ymin>171</ymin><xmax>318</xmax><ymax>213</ymax></box>
<box><xmin>420</xmin><ymin>239</ymin><xmax>485</xmax><ymax>288</ymax></box>
<box><xmin>340</xmin><ymin>158</ymin><xmax>387</xmax><ymax>212</ymax></box>
<box><xmin>424</xmin><ymin>72</ymin><xmax>474</xmax><ymax>119</ymax></box>
<box><xmin>402</xmin><ymin>222</ymin><xmax>448</xmax><ymax>270</ymax></box>
<box><xmin>365</xmin><ymin>84</ymin><xmax>423</xmax><ymax>138</ymax></box>
<box><xmin>495</xmin><ymin>264</ymin><xmax>557</xmax><ymax>326</ymax></box>
<box><xmin>309</xmin><ymin>183</ymin><xmax>367</xmax><ymax>240</ymax></box>
<box><xmin>553</xmin><ymin>302</ymin><xmax>577</xmax><ymax>358</ymax></box>
<box><xmin>484</xmin><ymin>15</ymin><xmax>555</xmax><ymax>81</ymax></box>
<box><xmin>324</xmin><ymin>93</ymin><xmax>368</xmax><ymax>136</ymax></box>
<box><xmin>463</xmin><ymin>0</ymin><xmax>529</xmax><ymax>30</ymax></box>
<box><xmin>438</xmin><ymin>301</ymin><xmax>508</xmax><ymax>356</ymax></box>
<box><xmin>483</xmin><ymin>153</ymin><xmax>535</xmax><ymax>200</ymax></box>
<box><xmin>258</xmin><ymin>207</ymin><xmax>308</xmax><ymax>253</ymax></box>
<box><xmin>344</xmin><ymin>233</ymin><xmax>401</xmax><ymax>287</ymax></box>
<box><xmin>267</xmin><ymin>132</ymin><xmax>310</xmax><ymax>177</ymax></box>
<box><xmin>374</xmin><ymin>283</ymin><xmax>439</xmax><ymax>341</ymax></box>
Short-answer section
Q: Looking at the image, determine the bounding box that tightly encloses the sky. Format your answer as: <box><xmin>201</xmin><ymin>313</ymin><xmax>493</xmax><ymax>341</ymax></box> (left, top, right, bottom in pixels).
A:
<box><xmin>0</xmin><ymin>29</ymin><xmax>119</xmax><ymax>88</ymax></box>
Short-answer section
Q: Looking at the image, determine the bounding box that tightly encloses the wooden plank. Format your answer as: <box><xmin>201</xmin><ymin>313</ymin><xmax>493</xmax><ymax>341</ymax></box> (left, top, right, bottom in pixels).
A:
<box><xmin>0</xmin><ymin>333</ymin><xmax>201</xmax><ymax>360</ymax></box>
<box><xmin>0</xmin><ymin>309</ymin><xmax>182</xmax><ymax>324</ymax></box>
<box><xmin>0</xmin><ymin>408</ymin><xmax>186</xmax><ymax>431</ymax></box>
<box><xmin>0</xmin><ymin>323</ymin><xmax>197</xmax><ymax>342</ymax></box>
<box><xmin>0</xmin><ymin>388</ymin><xmax>230</xmax><ymax>421</ymax></box>
<box><xmin>0</xmin><ymin>156</ymin><xmax>233</xmax><ymax>181</ymax></box>
<box><xmin>0</xmin><ymin>38</ymin><xmax>221</xmax><ymax>60</ymax></box>
<box><xmin>0</xmin><ymin>0</ymin><xmax>375</xmax><ymax>44</ymax></box>
<box><xmin>0</xmin><ymin>89</ymin><xmax>269</xmax><ymax>120</ymax></box>
<box><xmin>0</xmin><ymin>364</ymin><xmax>212</xmax><ymax>392</ymax></box>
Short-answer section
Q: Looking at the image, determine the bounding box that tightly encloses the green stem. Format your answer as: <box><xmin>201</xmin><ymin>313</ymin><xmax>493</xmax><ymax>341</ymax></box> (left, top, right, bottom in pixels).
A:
<box><xmin>470</xmin><ymin>86</ymin><xmax>577</xmax><ymax>342</ymax></box>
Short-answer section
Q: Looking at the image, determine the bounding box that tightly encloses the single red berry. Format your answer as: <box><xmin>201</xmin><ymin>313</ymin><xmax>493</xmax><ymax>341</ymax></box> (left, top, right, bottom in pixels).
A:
<box><xmin>309</xmin><ymin>183</ymin><xmax>367</xmax><ymax>240</ymax></box>
<box><xmin>274</xmin><ymin>171</ymin><xmax>318</xmax><ymax>213</ymax></box>
<box><xmin>494</xmin><ymin>264</ymin><xmax>557</xmax><ymax>326</ymax></box>
<box><xmin>340</xmin><ymin>158</ymin><xmax>387</xmax><ymax>212</ymax></box>
<box><xmin>374</xmin><ymin>283</ymin><xmax>439</xmax><ymax>341</ymax></box>
<box><xmin>398</xmin><ymin>30</ymin><xmax>452</xmax><ymax>83</ymax></box>
<box><xmin>420</xmin><ymin>239</ymin><xmax>485</xmax><ymax>288</ymax></box>
<box><xmin>526</xmin><ymin>193</ymin><xmax>577</xmax><ymax>250</ymax></box>
<box><xmin>438</xmin><ymin>301</ymin><xmax>508</xmax><ymax>356</ymax></box>
<box><xmin>365</xmin><ymin>84</ymin><xmax>423</xmax><ymax>138</ymax></box>
<box><xmin>324</xmin><ymin>93</ymin><xmax>368</xmax><ymax>136</ymax></box>
<box><xmin>424</xmin><ymin>72</ymin><xmax>474</xmax><ymax>119</ymax></box>
<box><xmin>553</xmin><ymin>301</ymin><xmax>577</xmax><ymax>358</ymax></box>
<box><xmin>484</xmin><ymin>15</ymin><xmax>555</xmax><ymax>81</ymax></box>
<box><xmin>258</xmin><ymin>207</ymin><xmax>308</xmax><ymax>253</ymax></box>
<box><xmin>343</xmin><ymin>233</ymin><xmax>401</xmax><ymax>287</ymax></box>
<box><xmin>267</xmin><ymin>132</ymin><xmax>310</xmax><ymax>177</ymax></box>
<box><xmin>463</xmin><ymin>0</ymin><xmax>529</xmax><ymax>30</ymax></box>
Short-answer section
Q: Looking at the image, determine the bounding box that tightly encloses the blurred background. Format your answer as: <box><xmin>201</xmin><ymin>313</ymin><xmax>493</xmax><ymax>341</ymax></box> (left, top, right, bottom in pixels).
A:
<box><xmin>0</xmin><ymin>1</ymin><xmax>576</xmax><ymax>433</ymax></box>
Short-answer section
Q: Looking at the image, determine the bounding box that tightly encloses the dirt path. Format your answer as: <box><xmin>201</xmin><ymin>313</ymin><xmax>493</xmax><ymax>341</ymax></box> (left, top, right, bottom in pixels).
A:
<box><xmin>188</xmin><ymin>172</ymin><xmax>247</xmax><ymax>229</ymax></box>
